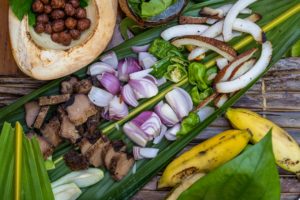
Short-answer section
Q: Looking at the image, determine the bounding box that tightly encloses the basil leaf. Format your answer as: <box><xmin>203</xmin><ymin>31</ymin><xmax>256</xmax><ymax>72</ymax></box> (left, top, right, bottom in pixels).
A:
<box><xmin>165</xmin><ymin>63</ymin><xmax>187</xmax><ymax>83</ymax></box>
<box><xmin>179</xmin><ymin>131</ymin><xmax>280</xmax><ymax>200</ymax></box>
<box><xmin>177</xmin><ymin>112</ymin><xmax>200</xmax><ymax>137</ymax></box>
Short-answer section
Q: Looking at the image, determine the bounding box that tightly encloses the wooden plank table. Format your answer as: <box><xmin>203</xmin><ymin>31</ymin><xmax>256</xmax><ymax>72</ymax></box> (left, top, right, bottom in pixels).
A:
<box><xmin>0</xmin><ymin>1</ymin><xmax>299</xmax><ymax>199</ymax></box>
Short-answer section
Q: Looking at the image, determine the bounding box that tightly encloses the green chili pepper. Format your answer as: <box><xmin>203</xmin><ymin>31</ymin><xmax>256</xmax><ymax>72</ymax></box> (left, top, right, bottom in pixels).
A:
<box><xmin>164</xmin><ymin>64</ymin><xmax>187</xmax><ymax>83</ymax></box>
<box><xmin>188</xmin><ymin>62</ymin><xmax>208</xmax><ymax>90</ymax></box>
<box><xmin>177</xmin><ymin>112</ymin><xmax>200</xmax><ymax>137</ymax></box>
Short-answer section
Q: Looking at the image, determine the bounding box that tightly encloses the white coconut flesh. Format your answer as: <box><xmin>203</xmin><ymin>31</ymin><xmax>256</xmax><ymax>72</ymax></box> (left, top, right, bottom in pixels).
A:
<box><xmin>9</xmin><ymin>0</ymin><xmax>118</xmax><ymax>80</ymax></box>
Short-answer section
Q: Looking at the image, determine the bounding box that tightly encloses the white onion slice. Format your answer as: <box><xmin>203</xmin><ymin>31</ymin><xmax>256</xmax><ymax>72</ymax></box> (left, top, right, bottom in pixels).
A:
<box><xmin>138</xmin><ymin>52</ymin><xmax>157</xmax><ymax>69</ymax></box>
<box><xmin>87</xmin><ymin>62</ymin><xmax>116</xmax><ymax>76</ymax></box>
<box><xmin>161</xmin><ymin>25</ymin><xmax>209</xmax><ymax>41</ymax></box>
<box><xmin>223</xmin><ymin>0</ymin><xmax>257</xmax><ymax>41</ymax></box>
<box><xmin>153</xmin><ymin>125</ymin><xmax>167</xmax><ymax>144</ymax></box>
<box><xmin>165</xmin><ymin>124</ymin><xmax>181</xmax><ymax>141</ymax></box>
<box><xmin>88</xmin><ymin>86</ymin><xmax>113</xmax><ymax>107</ymax></box>
<box><xmin>197</xmin><ymin>106</ymin><xmax>215</xmax><ymax>122</ymax></box>
<box><xmin>133</xmin><ymin>147</ymin><xmax>159</xmax><ymax>160</ymax></box>
<box><xmin>216</xmin><ymin>41</ymin><xmax>272</xmax><ymax>93</ymax></box>
<box><xmin>132</xmin><ymin>44</ymin><xmax>150</xmax><ymax>53</ymax></box>
<box><xmin>99</xmin><ymin>51</ymin><xmax>118</xmax><ymax>69</ymax></box>
<box><xmin>216</xmin><ymin>58</ymin><xmax>229</xmax><ymax>70</ymax></box>
<box><xmin>129</xmin><ymin>69</ymin><xmax>153</xmax><ymax>80</ymax></box>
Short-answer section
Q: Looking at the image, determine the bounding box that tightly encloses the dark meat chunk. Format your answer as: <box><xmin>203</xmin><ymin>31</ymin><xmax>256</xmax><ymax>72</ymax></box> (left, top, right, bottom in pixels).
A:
<box><xmin>45</xmin><ymin>23</ymin><xmax>53</xmax><ymax>34</ymax></box>
<box><xmin>44</xmin><ymin>5</ymin><xmax>52</xmax><ymax>14</ymax></box>
<box><xmin>34</xmin><ymin>106</ymin><xmax>50</xmax><ymax>129</ymax></box>
<box><xmin>110</xmin><ymin>153</ymin><xmax>134</xmax><ymax>181</ymax></box>
<box><xmin>79</xmin><ymin>137</ymin><xmax>92</xmax><ymax>154</ymax></box>
<box><xmin>65</xmin><ymin>17</ymin><xmax>77</xmax><ymax>30</ymax></box>
<box><xmin>70</xmin><ymin>29</ymin><xmax>81</xmax><ymax>40</ymax></box>
<box><xmin>32</xmin><ymin>0</ymin><xmax>44</xmax><ymax>13</ymax></box>
<box><xmin>85</xmin><ymin>130</ymin><xmax>102</xmax><ymax>144</ymax></box>
<box><xmin>74</xmin><ymin>79</ymin><xmax>92</xmax><ymax>94</ymax></box>
<box><xmin>76</xmin><ymin>124</ymin><xmax>85</xmax><ymax>135</ymax></box>
<box><xmin>64</xmin><ymin>150</ymin><xmax>89</xmax><ymax>171</ymax></box>
<box><xmin>51</xmin><ymin>9</ymin><xmax>65</xmax><ymax>19</ymax></box>
<box><xmin>37</xmin><ymin>14</ymin><xmax>49</xmax><ymax>24</ymax></box>
<box><xmin>64</xmin><ymin>3</ymin><xmax>76</xmax><ymax>16</ymax></box>
<box><xmin>27</xmin><ymin>131</ymin><xmax>54</xmax><ymax>159</ymax></box>
<box><xmin>60</xmin><ymin>76</ymin><xmax>79</xmax><ymax>94</ymax></box>
<box><xmin>59</xmin><ymin>114</ymin><xmax>80</xmax><ymax>144</ymax></box>
<box><xmin>51</xmin><ymin>0</ymin><xmax>65</xmax><ymax>9</ymax></box>
<box><xmin>84</xmin><ymin>136</ymin><xmax>109</xmax><ymax>167</ymax></box>
<box><xmin>41</xmin><ymin>116</ymin><xmax>62</xmax><ymax>147</ymax></box>
<box><xmin>69</xmin><ymin>0</ymin><xmax>79</xmax><ymax>8</ymax></box>
<box><xmin>65</xmin><ymin>94</ymin><xmax>98</xmax><ymax>126</ymax></box>
<box><xmin>86</xmin><ymin>111</ymin><xmax>101</xmax><ymax>134</ymax></box>
<box><xmin>103</xmin><ymin>141</ymin><xmax>126</xmax><ymax>169</ymax></box>
<box><xmin>35</xmin><ymin>23</ymin><xmax>45</xmax><ymax>33</ymax></box>
<box><xmin>59</xmin><ymin>31</ymin><xmax>72</xmax><ymax>46</ymax></box>
<box><xmin>25</xmin><ymin>101</ymin><xmax>40</xmax><ymax>128</ymax></box>
<box><xmin>77</xmin><ymin>18</ymin><xmax>91</xmax><ymax>31</ymax></box>
<box><xmin>39</xmin><ymin>94</ymin><xmax>70</xmax><ymax>106</ymax></box>
<box><xmin>75</xmin><ymin>8</ymin><xmax>87</xmax><ymax>19</ymax></box>
<box><xmin>52</xmin><ymin>19</ymin><xmax>65</xmax><ymax>33</ymax></box>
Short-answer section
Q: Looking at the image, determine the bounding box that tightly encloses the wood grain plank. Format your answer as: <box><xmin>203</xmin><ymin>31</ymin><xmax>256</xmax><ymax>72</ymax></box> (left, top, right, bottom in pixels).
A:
<box><xmin>0</xmin><ymin>0</ymin><xmax>21</xmax><ymax>76</ymax></box>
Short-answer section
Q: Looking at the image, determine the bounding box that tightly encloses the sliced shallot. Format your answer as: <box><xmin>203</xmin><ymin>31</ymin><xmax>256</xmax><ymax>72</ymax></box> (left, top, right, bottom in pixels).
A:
<box><xmin>123</xmin><ymin>122</ymin><xmax>149</xmax><ymax>147</ymax></box>
<box><xmin>154</xmin><ymin>101</ymin><xmax>180</xmax><ymax>127</ymax></box>
<box><xmin>108</xmin><ymin>96</ymin><xmax>129</xmax><ymax>120</ymax></box>
<box><xmin>165</xmin><ymin>124</ymin><xmax>181</xmax><ymax>141</ymax></box>
<box><xmin>97</xmin><ymin>72</ymin><xmax>120</xmax><ymax>95</ymax></box>
<box><xmin>88</xmin><ymin>86</ymin><xmax>113</xmax><ymax>107</ymax></box>
<box><xmin>138</xmin><ymin>52</ymin><xmax>157</xmax><ymax>69</ymax></box>
<box><xmin>216</xmin><ymin>41</ymin><xmax>273</xmax><ymax>93</ymax></box>
<box><xmin>223</xmin><ymin>0</ymin><xmax>257</xmax><ymax>41</ymax></box>
<box><xmin>121</xmin><ymin>84</ymin><xmax>139</xmax><ymax>107</ymax></box>
<box><xmin>88</xmin><ymin>62</ymin><xmax>116</xmax><ymax>76</ymax></box>
<box><xmin>161</xmin><ymin>25</ymin><xmax>209</xmax><ymax>41</ymax></box>
<box><xmin>132</xmin><ymin>44</ymin><xmax>150</xmax><ymax>53</ymax></box>
<box><xmin>118</xmin><ymin>57</ymin><xmax>142</xmax><ymax>82</ymax></box>
<box><xmin>153</xmin><ymin>125</ymin><xmax>167</xmax><ymax>144</ymax></box>
<box><xmin>99</xmin><ymin>51</ymin><xmax>118</xmax><ymax>69</ymax></box>
<box><xmin>129</xmin><ymin>69</ymin><xmax>153</xmax><ymax>80</ymax></box>
<box><xmin>133</xmin><ymin>147</ymin><xmax>159</xmax><ymax>160</ymax></box>
<box><xmin>129</xmin><ymin>78</ymin><xmax>158</xmax><ymax>99</ymax></box>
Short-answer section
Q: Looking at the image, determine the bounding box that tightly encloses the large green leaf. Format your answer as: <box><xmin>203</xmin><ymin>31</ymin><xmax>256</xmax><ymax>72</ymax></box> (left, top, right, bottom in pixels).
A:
<box><xmin>0</xmin><ymin>1</ymin><xmax>299</xmax><ymax>200</ymax></box>
<box><xmin>178</xmin><ymin>132</ymin><xmax>280</xmax><ymax>200</ymax></box>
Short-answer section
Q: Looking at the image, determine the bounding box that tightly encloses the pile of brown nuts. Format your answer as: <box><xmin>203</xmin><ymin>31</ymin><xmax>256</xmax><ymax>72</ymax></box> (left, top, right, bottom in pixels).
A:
<box><xmin>32</xmin><ymin>0</ymin><xmax>91</xmax><ymax>46</ymax></box>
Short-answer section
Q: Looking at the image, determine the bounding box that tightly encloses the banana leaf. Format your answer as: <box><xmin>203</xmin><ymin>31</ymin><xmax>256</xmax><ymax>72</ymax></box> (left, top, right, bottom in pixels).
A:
<box><xmin>0</xmin><ymin>0</ymin><xmax>300</xmax><ymax>199</ymax></box>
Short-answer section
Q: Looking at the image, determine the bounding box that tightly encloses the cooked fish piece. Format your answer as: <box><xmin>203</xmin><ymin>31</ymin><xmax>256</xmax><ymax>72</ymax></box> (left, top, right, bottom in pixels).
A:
<box><xmin>39</xmin><ymin>94</ymin><xmax>70</xmax><ymax>106</ymax></box>
<box><xmin>34</xmin><ymin>105</ymin><xmax>50</xmax><ymax>129</ymax></box>
<box><xmin>25</xmin><ymin>101</ymin><xmax>40</xmax><ymax>128</ymax></box>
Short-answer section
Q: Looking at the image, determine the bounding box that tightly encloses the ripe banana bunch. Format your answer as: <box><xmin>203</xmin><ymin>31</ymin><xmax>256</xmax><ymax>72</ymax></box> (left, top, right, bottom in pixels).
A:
<box><xmin>226</xmin><ymin>108</ymin><xmax>300</xmax><ymax>174</ymax></box>
<box><xmin>158</xmin><ymin>129</ymin><xmax>251</xmax><ymax>188</ymax></box>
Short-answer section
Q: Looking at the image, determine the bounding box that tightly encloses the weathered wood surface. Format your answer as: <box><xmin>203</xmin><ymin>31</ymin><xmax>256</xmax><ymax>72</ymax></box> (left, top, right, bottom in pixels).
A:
<box><xmin>0</xmin><ymin>58</ymin><xmax>299</xmax><ymax>199</ymax></box>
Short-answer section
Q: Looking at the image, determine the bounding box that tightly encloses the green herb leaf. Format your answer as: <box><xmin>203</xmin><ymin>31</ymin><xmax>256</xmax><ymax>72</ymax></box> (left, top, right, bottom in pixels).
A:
<box><xmin>141</xmin><ymin>0</ymin><xmax>176</xmax><ymax>18</ymax></box>
<box><xmin>151</xmin><ymin>57</ymin><xmax>172</xmax><ymax>78</ymax></box>
<box><xmin>149</xmin><ymin>38</ymin><xmax>183</xmax><ymax>59</ymax></box>
<box><xmin>80</xmin><ymin>0</ymin><xmax>89</xmax><ymax>8</ymax></box>
<box><xmin>9</xmin><ymin>0</ymin><xmax>33</xmax><ymax>21</ymax></box>
<box><xmin>188</xmin><ymin>62</ymin><xmax>208</xmax><ymax>90</ymax></box>
<box><xmin>28</xmin><ymin>10</ymin><xmax>36</xmax><ymax>26</ymax></box>
<box><xmin>165</xmin><ymin>63</ymin><xmax>187</xmax><ymax>83</ymax></box>
<box><xmin>177</xmin><ymin>112</ymin><xmax>200</xmax><ymax>137</ymax></box>
<box><xmin>178</xmin><ymin>131</ymin><xmax>281</xmax><ymax>200</ymax></box>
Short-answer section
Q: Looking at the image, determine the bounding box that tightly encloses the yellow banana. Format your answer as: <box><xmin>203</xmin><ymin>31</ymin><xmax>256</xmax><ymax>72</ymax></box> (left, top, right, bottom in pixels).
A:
<box><xmin>226</xmin><ymin>108</ymin><xmax>300</xmax><ymax>174</ymax></box>
<box><xmin>158</xmin><ymin>129</ymin><xmax>251</xmax><ymax>188</ymax></box>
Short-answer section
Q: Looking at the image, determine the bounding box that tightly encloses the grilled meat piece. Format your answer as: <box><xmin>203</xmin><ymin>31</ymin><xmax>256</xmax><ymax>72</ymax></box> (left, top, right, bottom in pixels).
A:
<box><xmin>60</xmin><ymin>76</ymin><xmax>79</xmax><ymax>94</ymax></box>
<box><xmin>64</xmin><ymin>150</ymin><xmax>89</xmax><ymax>171</ymax></box>
<box><xmin>103</xmin><ymin>141</ymin><xmax>126</xmax><ymax>169</ymax></box>
<box><xmin>25</xmin><ymin>101</ymin><xmax>40</xmax><ymax>128</ymax></box>
<box><xmin>34</xmin><ymin>106</ymin><xmax>50</xmax><ymax>129</ymax></box>
<box><xmin>65</xmin><ymin>94</ymin><xmax>98</xmax><ymax>126</ymax></box>
<box><xmin>78</xmin><ymin>131</ymin><xmax>102</xmax><ymax>154</ymax></box>
<box><xmin>39</xmin><ymin>94</ymin><xmax>70</xmax><ymax>106</ymax></box>
<box><xmin>86</xmin><ymin>111</ymin><xmax>101</xmax><ymax>134</ymax></box>
<box><xmin>84</xmin><ymin>135</ymin><xmax>109</xmax><ymax>167</ymax></box>
<box><xmin>74</xmin><ymin>79</ymin><xmax>92</xmax><ymax>94</ymax></box>
<box><xmin>110</xmin><ymin>153</ymin><xmax>134</xmax><ymax>181</ymax></box>
<box><xmin>41</xmin><ymin>116</ymin><xmax>62</xmax><ymax>147</ymax></box>
<box><xmin>27</xmin><ymin>131</ymin><xmax>54</xmax><ymax>159</ymax></box>
<box><xmin>59</xmin><ymin>114</ymin><xmax>80</xmax><ymax>144</ymax></box>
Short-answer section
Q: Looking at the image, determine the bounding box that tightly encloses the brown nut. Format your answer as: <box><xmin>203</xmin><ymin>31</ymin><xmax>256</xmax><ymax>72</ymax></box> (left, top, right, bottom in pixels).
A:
<box><xmin>51</xmin><ymin>0</ymin><xmax>65</xmax><ymax>9</ymax></box>
<box><xmin>65</xmin><ymin>17</ymin><xmax>77</xmax><ymax>29</ymax></box>
<box><xmin>59</xmin><ymin>31</ymin><xmax>72</xmax><ymax>46</ymax></box>
<box><xmin>51</xmin><ymin>9</ymin><xmax>65</xmax><ymax>19</ymax></box>
<box><xmin>40</xmin><ymin>0</ymin><xmax>49</xmax><ymax>4</ymax></box>
<box><xmin>75</xmin><ymin>8</ymin><xmax>86</xmax><ymax>19</ymax></box>
<box><xmin>77</xmin><ymin>18</ymin><xmax>90</xmax><ymax>31</ymax></box>
<box><xmin>69</xmin><ymin>0</ymin><xmax>80</xmax><ymax>8</ymax></box>
<box><xmin>51</xmin><ymin>32</ymin><xmax>60</xmax><ymax>43</ymax></box>
<box><xmin>45</xmin><ymin>23</ymin><xmax>53</xmax><ymax>34</ymax></box>
<box><xmin>64</xmin><ymin>3</ymin><xmax>76</xmax><ymax>16</ymax></box>
<box><xmin>52</xmin><ymin>19</ymin><xmax>65</xmax><ymax>32</ymax></box>
<box><xmin>44</xmin><ymin>5</ymin><xmax>52</xmax><ymax>14</ymax></box>
<box><xmin>37</xmin><ymin>14</ymin><xmax>49</xmax><ymax>24</ymax></box>
<box><xmin>32</xmin><ymin>0</ymin><xmax>44</xmax><ymax>13</ymax></box>
<box><xmin>34</xmin><ymin>23</ymin><xmax>45</xmax><ymax>33</ymax></box>
<box><xmin>69</xmin><ymin>29</ymin><xmax>81</xmax><ymax>40</ymax></box>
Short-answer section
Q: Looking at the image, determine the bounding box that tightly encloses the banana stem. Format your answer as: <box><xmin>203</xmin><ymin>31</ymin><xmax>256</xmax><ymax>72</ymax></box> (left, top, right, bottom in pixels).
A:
<box><xmin>14</xmin><ymin>122</ymin><xmax>23</xmax><ymax>200</ymax></box>
<box><xmin>53</xmin><ymin>3</ymin><xmax>300</xmax><ymax>164</ymax></box>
